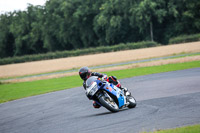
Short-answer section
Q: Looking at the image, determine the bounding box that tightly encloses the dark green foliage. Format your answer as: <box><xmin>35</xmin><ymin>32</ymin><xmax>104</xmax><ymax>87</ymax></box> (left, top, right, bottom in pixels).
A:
<box><xmin>0</xmin><ymin>0</ymin><xmax>200</xmax><ymax>59</ymax></box>
<box><xmin>169</xmin><ymin>34</ymin><xmax>200</xmax><ymax>44</ymax></box>
<box><xmin>0</xmin><ymin>41</ymin><xmax>158</xmax><ymax>65</ymax></box>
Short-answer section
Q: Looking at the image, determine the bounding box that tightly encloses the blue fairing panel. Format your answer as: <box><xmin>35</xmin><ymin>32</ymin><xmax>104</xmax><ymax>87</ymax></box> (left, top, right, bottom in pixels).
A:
<box><xmin>109</xmin><ymin>83</ymin><xmax>125</xmax><ymax>108</ymax></box>
<box><xmin>118</xmin><ymin>94</ymin><xmax>125</xmax><ymax>108</ymax></box>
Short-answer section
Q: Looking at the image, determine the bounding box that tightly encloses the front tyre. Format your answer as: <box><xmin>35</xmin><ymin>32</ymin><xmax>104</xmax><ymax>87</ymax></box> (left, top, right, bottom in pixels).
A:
<box><xmin>99</xmin><ymin>95</ymin><xmax>119</xmax><ymax>112</ymax></box>
<box><xmin>127</xmin><ymin>96</ymin><xmax>137</xmax><ymax>108</ymax></box>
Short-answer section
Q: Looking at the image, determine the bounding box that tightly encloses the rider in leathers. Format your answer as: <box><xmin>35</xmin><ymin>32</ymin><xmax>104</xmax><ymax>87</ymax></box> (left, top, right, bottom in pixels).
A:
<box><xmin>79</xmin><ymin>66</ymin><xmax>130</xmax><ymax>108</ymax></box>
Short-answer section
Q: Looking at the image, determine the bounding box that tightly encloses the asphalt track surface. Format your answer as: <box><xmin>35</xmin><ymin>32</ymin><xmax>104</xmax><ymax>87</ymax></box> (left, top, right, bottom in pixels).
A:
<box><xmin>0</xmin><ymin>68</ymin><xmax>200</xmax><ymax>133</ymax></box>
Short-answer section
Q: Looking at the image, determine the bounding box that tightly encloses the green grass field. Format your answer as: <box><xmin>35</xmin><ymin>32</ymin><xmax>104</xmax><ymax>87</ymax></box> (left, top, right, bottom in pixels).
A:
<box><xmin>0</xmin><ymin>61</ymin><xmax>199</xmax><ymax>103</ymax></box>
<box><xmin>143</xmin><ymin>124</ymin><xmax>200</xmax><ymax>133</ymax></box>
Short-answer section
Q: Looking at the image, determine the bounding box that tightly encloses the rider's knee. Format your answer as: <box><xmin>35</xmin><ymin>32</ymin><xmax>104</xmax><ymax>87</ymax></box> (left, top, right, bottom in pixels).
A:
<box><xmin>93</xmin><ymin>101</ymin><xmax>101</xmax><ymax>108</ymax></box>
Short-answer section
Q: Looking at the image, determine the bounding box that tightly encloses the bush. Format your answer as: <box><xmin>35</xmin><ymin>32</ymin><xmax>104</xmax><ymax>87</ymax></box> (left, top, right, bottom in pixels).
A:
<box><xmin>169</xmin><ymin>33</ymin><xmax>200</xmax><ymax>44</ymax></box>
<box><xmin>0</xmin><ymin>41</ymin><xmax>159</xmax><ymax>65</ymax></box>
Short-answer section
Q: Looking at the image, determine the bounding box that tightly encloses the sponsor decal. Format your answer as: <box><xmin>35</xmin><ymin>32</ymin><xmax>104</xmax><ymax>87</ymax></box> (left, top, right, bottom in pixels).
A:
<box><xmin>109</xmin><ymin>87</ymin><xmax>112</xmax><ymax>92</ymax></box>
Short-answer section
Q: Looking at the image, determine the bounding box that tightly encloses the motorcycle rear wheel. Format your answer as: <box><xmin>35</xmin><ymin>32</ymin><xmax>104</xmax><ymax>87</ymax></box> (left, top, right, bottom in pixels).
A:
<box><xmin>127</xmin><ymin>96</ymin><xmax>137</xmax><ymax>108</ymax></box>
<box><xmin>99</xmin><ymin>95</ymin><xmax>119</xmax><ymax>112</ymax></box>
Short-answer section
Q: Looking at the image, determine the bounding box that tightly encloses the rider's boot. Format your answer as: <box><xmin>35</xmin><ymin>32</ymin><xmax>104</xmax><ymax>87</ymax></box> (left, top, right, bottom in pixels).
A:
<box><xmin>115</xmin><ymin>81</ymin><xmax>131</xmax><ymax>96</ymax></box>
<box><xmin>107</xmin><ymin>76</ymin><xmax>131</xmax><ymax>96</ymax></box>
<box><xmin>120</xmin><ymin>86</ymin><xmax>131</xmax><ymax>96</ymax></box>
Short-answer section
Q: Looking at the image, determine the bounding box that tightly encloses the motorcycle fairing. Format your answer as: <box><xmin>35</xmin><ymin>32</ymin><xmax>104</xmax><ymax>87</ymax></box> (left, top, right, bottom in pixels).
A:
<box><xmin>104</xmin><ymin>83</ymin><xmax>126</xmax><ymax>108</ymax></box>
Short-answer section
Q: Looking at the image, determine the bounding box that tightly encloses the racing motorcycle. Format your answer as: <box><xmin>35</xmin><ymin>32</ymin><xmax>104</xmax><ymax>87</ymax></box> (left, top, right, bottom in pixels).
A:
<box><xmin>85</xmin><ymin>76</ymin><xmax>137</xmax><ymax>112</ymax></box>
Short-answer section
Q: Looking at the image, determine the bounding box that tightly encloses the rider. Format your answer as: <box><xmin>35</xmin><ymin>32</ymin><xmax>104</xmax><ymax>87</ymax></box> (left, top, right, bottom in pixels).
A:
<box><xmin>79</xmin><ymin>66</ymin><xmax>130</xmax><ymax>109</ymax></box>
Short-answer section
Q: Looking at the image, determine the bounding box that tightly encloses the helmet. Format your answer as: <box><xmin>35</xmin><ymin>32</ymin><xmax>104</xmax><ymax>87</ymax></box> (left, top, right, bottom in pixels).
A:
<box><xmin>79</xmin><ymin>67</ymin><xmax>91</xmax><ymax>81</ymax></box>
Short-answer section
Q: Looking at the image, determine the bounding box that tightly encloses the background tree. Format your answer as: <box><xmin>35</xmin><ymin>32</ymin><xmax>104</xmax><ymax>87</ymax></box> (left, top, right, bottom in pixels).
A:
<box><xmin>93</xmin><ymin>0</ymin><xmax>141</xmax><ymax>46</ymax></box>
<box><xmin>0</xmin><ymin>13</ymin><xmax>14</xmax><ymax>57</ymax></box>
<box><xmin>130</xmin><ymin>0</ymin><xmax>167</xmax><ymax>42</ymax></box>
<box><xmin>0</xmin><ymin>0</ymin><xmax>200</xmax><ymax>58</ymax></box>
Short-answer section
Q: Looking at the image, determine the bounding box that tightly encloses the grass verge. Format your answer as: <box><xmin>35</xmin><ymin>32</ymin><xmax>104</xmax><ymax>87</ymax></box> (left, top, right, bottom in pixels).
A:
<box><xmin>0</xmin><ymin>61</ymin><xmax>199</xmax><ymax>103</ymax></box>
<box><xmin>143</xmin><ymin>124</ymin><xmax>200</xmax><ymax>133</ymax></box>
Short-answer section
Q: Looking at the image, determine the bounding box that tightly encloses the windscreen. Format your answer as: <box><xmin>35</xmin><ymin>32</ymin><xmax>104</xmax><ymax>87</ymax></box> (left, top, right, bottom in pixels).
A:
<box><xmin>86</xmin><ymin>76</ymin><xmax>98</xmax><ymax>88</ymax></box>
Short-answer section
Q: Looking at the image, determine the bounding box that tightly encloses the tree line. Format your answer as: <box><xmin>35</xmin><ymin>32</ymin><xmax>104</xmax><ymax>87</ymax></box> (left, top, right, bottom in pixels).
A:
<box><xmin>0</xmin><ymin>0</ymin><xmax>200</xmax><ymax>58</ymax></box>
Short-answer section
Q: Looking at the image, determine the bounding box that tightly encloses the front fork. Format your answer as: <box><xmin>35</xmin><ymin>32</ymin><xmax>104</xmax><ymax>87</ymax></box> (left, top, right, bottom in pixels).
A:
<box><xmin>97</xmin><ymin>91</ymin><xmax>112</xmax><ymax>102</ymax></box>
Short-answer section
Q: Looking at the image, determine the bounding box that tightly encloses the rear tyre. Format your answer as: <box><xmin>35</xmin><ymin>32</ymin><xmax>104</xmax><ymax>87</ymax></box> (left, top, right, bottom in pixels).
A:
<box><xmin>127</xmin><ymin>96</ymin><xmax>137</xmax><ymax>108</ymax></box>
<box><xmin>99</xmin><ymin>94</ymin><xmax>119</xmax><ymax>112</ymax></box>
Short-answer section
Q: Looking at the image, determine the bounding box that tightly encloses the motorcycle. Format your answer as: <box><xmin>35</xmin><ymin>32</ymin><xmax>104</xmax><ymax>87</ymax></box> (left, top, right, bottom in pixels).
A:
<box><xmin>85</xmin><ymin>76</ymin><xmax>137</xmax><ymax>112</ymax></box>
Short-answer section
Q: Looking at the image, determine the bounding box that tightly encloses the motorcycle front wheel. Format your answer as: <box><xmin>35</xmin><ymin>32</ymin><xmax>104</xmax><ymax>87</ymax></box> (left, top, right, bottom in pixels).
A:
<box><xmin>99</xmin><ymin>94</ymin><xmax>119</xmax><ymax>112</ymax></box>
